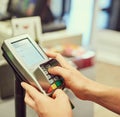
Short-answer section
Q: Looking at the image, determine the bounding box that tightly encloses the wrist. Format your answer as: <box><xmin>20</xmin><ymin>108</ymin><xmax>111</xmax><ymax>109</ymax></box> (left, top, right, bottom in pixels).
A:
<box><xmin>83</xmin><ymin>80</ymin><xmax>110</xmax><ymax>102</ymax></box>
<box><xmin>75</xmin><ymin>77</ymin><xmax>105</xmax><ymax>101</ymax></box>
<box><xmin>74</xmin><ymin>77</ymin><xmax>95</xmax><ymax>100</ymax></box>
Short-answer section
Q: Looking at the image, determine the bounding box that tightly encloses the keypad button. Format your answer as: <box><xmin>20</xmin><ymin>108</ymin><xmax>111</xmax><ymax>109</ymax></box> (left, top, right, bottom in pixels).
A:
<box><xmin>51</xmin><ymin>83</ymin><xmax>57</xmax><ymax>89</ymax></box>
<box><xmin>47</xmin><ymin>86</ymin><xmax>53</xmax><ymax>93</ymax></box>
<box><xmin>49</xmin><ymin>79</ymin><xmax>54</xmax><ymax>84</ymax></box>
<box><xmin>40</xmin><ymin>65</ymin><xmax>44</xmax><ymax>69</ymax></box>
<box><xmin>44</xmin><ymin>70</ymin><xmax>48</xmax><ymax>74</ymax></box>
<box><xmin>47</xmin><ymin>74</ymin><xmax>51</xmax><ymax>79</ymax></box>
<box><xmin>49</xmin><ymin>59</ymin><xmax>59</xmax><ymax>66</ymax></box>
<box><xmin>45</xmin><ymin>64</ymin><xmax>51</xmax><ymax>70</ymax></box>
<box><xmin>53</xmin><ymin>76</ymin><xmax>59</xmax><ymax>81</ymax></box>
<box><xmin>55</xmin><ymin>80</ymin><xmax>62</xmax><ymax>87</ymax></box>
<box><xmin>47</xmin><ymin>73</ymin><xmax>54</xmax><ymax>78</ymax></box>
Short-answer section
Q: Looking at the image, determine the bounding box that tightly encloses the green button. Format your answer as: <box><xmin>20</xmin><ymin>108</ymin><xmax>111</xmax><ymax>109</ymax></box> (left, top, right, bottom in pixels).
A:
<box><xmin>55</xmin><ymin>80</ymin><xmax>62</xmax><ymax>87</ymax></box>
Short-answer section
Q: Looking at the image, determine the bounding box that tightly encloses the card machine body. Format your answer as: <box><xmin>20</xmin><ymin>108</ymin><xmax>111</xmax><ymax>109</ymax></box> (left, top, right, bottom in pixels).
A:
<box><xmin>1</xmin><ymin>34</ymin><xmax>64</xmax><ymax>96</ymax></box>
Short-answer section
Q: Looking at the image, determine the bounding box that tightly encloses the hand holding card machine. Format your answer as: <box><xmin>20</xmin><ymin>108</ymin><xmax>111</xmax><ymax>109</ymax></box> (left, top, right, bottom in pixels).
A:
<box><xmin>1</xmin><ymin>34</ymin><xmax>64</xmax><ymax>96</ymax></box>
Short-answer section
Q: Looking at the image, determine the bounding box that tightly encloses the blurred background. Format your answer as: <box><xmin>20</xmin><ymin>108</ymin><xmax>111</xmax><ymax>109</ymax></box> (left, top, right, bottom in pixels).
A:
<box><xmin>0</xmin><ymin>0</ymin><xmax>120</xmax><ymax>117</ymax></box>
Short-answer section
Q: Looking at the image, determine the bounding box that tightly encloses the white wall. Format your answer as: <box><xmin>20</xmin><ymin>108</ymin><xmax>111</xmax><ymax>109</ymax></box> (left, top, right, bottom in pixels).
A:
<box><xmin>67</xmin><ymin>0</ymin><xmax>95</xmax><ymax>46</ymax></box>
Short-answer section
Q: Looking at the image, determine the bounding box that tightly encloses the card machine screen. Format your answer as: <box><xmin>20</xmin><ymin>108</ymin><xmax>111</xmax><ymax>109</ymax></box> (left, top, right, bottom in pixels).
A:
<box><xmin>12</xmin><ymin>38</ymin><xmax>44</xmax><ymax>67</ymax></box>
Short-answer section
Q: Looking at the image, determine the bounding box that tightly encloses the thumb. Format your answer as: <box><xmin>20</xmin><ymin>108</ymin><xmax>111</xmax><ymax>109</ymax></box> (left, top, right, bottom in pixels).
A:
<box><xmin>52</xmin><ymin>89</ymin><xmax>72</xmax><ymax>110</ymax></box>
<box><xmin>52</xmin><ymin>89</ymin><xmax>68</xmax><ymax>100</ymax></box>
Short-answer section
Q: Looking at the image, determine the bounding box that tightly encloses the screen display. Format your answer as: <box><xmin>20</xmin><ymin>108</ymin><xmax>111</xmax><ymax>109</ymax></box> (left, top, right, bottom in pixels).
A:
<box><xmin>12</xmin><ymin>38</ymin><xmax>45</xmax><ymax>67</ymax></box>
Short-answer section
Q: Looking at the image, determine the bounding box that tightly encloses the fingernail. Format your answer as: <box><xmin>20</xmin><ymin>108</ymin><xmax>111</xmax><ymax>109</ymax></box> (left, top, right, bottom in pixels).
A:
<box><xmin>21</xmin><ymin>82</ymin><xmax>25</xmax><ymax>87</ymax></box>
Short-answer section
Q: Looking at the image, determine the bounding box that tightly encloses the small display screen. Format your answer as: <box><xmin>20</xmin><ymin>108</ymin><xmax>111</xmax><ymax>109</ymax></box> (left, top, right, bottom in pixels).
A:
<box><xmin>12</xmin><ymin>38</ymin><xmax>45</xmax><ymax>67</ymax></box>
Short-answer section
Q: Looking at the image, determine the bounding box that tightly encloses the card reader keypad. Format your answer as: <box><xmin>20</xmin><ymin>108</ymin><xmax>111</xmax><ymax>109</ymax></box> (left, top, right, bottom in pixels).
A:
<box><xmin>40</xmin><ymin>59</ymin><xmax>64</xmax><ymax>94</ymax></box>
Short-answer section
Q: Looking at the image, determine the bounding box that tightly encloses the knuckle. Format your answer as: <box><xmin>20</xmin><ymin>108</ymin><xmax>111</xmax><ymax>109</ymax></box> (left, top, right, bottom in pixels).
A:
<box><xmin>68</xmin><ymin>70</ymin><xmax>73</xmax><ymax>77</ymax></box>
<box><xmin>55</xmin><ymin>89</ymin><xmax>62</xmax><ymax>94</ymax></box>
<box><xmin>56</xmin><ymin>53</ymin><xmax>62</xmax><ymax>59</ymax></box>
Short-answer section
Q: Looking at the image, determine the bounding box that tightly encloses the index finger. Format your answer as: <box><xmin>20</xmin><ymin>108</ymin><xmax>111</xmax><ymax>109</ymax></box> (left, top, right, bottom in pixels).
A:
<box><xmin>21</xmin><ymin>82</ymin><xmax>47</xmax><ymax>102</ymax></box>
<box><xmin>45</xmin><ymin>51</ymin><xmax>57</xmax><ymax>58</ymax></box>
<box><xmin>46</xmin><ymin>51</ymin><xmax>73</xmax><ymax>70</ymax></box>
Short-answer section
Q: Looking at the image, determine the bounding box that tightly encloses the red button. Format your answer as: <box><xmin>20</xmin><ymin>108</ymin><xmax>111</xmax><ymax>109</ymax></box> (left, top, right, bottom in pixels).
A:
<box><xmin>47</xmin><ymin>86</ymin><xmax>53</xmax><ymax>93</ymax></box>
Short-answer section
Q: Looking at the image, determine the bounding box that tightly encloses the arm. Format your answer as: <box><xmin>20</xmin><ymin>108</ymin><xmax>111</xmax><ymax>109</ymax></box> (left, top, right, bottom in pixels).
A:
<box><xmin>85</xmin><ymin>81</ymin><xmax>120</xmax><ymax>114</ymax></box>
<box><xmin>47</xmin><ymin>51</ymin><xmax>120</xmax><ymax>114</ymax></box>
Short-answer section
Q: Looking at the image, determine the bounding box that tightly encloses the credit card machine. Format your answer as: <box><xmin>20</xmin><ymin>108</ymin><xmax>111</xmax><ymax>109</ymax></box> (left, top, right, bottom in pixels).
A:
<box><xmin>1</xmin><ymin>34</ymin><xmax>64</xmax><ymax>96</ymax></box>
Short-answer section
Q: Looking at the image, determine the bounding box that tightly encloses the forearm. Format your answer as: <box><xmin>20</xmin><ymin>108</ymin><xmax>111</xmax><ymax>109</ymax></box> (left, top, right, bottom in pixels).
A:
<box><xmin>83</xmin><ymin>80</ymin><xmax>120</xmax><ymax>114</ymax></box>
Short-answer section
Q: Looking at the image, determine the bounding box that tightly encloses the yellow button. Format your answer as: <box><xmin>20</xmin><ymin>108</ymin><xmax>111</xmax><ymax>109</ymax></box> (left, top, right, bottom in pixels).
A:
<box><xmin>51</xmin><ymin>83</ymin><xmax>57</xmax><ymax>89</ymax></box>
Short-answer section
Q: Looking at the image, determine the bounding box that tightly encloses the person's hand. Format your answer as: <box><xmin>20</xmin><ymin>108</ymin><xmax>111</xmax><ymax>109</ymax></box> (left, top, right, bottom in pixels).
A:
<box><xmin>21</xmin><ymin>82</ymin><xmax>72</xmax><ymax>117</ymax></box>
<box><xmin>46</xmin><ymin>52</ymin><xmax>120</xmax><ymax>115</ymax></box>
<box><xmin>46</xmin><ymin>51</ymin><xmax>92</xmax><ymax>100</ymax></box>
